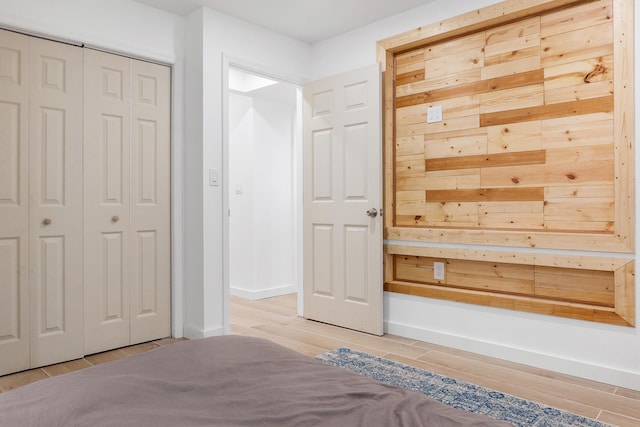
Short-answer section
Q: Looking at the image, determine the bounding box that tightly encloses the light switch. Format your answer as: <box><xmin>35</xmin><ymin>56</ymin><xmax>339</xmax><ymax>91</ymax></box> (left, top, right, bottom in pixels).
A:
<box><xmin>209</xmin><ymin>169</ymin><xmax>220</xmax><ymax>186</ymax></box>
<box><xmin>427</xmin><ymin>105</ymin><xmax>443</xmax><ymax>123</ymax></box>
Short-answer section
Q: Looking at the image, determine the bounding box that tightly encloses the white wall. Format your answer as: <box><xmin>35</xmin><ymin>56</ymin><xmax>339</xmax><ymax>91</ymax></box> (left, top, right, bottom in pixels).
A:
<box><xmin>228</xmin><ymin>91</ymin><xmax>297</xmax><ymax>299</ymax></box>
<box><xmin>0</xmin><ymin>0</ymin><xmax>187</xmax><ymax>338</ymax></box>
<box><xmin>182</xmin><ymin>7</ymin><xmax>311</xmax><ymax>338</ymax></box>
<box><xmin>311</xmin><ymin>0</ymin><xmax>640</xmax><ymax>391</ymax></box>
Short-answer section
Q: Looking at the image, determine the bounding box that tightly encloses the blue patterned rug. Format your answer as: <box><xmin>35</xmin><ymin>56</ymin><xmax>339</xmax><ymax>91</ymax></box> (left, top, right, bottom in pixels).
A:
<box><xmin>316</xmin><ymin>348</ymin><xmax>612</xmax><ymax>427</ymax></box>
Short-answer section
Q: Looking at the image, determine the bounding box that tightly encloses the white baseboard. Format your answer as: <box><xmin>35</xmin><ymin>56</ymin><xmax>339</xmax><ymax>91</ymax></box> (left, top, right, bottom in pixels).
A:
<box><xmin>385</xmin><ymin>321</ymin><xmax>640</xmax><ymax>392</ymax></box>
<box><xmin>230</xmin><ymin>284</ymin><xmax>296</xmax><ymax>300</ymax></box>
<box><xmin>183</xmin><ymin>324</ymin><xmax>225</xmax><ymax>340</ymax></box>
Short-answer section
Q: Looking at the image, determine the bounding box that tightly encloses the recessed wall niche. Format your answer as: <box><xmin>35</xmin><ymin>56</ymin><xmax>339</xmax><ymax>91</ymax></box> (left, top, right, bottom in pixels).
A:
<box><xmin>377</xmin><ymin>0</ymin><xmax>635</xmax><ymax>326</ymax></box>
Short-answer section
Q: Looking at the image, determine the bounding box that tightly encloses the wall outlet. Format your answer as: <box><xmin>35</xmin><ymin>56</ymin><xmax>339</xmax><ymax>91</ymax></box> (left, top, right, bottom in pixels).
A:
<box><xmin>434</xmin><ymin>261</ymin><xmax>445</xmax><ymax>280</ymax></box>
<box><xmin>427</xmin><ymin>105</ymin><xmax>443</xmax><ymax>123</ymax></box>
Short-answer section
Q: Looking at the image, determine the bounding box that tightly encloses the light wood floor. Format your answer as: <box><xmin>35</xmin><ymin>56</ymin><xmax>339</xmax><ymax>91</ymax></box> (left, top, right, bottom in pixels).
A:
<box><xmin>2</xmin><ymin>293</ymin><xmax>639</xmax><ymax>426</ymax></box>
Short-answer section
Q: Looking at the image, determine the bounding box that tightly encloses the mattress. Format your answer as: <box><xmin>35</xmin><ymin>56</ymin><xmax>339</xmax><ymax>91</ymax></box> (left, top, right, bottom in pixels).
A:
<box><xmin>0</xmin><ymin>336</ymin><xmax>511</xmax><ymax>426</ymax></box>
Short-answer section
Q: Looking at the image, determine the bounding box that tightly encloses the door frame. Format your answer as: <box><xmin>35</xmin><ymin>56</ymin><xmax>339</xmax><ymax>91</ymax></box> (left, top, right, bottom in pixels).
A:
<box><xmin>221</xmin><ymin>54</ymin><xmax>305</xmax><ymax>333</ymax></box>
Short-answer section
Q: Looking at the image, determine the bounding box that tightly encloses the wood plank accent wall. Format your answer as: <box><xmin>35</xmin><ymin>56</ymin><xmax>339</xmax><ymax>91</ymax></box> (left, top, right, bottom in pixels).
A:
<box><xmin>378</xmin><ymin>0</ymin><xmax>635</xmax><ymax>326</ymax></box>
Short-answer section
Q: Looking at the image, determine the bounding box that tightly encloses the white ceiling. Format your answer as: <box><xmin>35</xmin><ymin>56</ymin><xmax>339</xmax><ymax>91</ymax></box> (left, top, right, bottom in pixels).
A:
<box><xmin>133</xmin><ymin>0</ymin><xmax>437</xmax><ymax>43</ymax></box>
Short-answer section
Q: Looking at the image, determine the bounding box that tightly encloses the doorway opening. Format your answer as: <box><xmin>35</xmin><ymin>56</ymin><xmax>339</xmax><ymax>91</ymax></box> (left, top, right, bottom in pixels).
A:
<box><xmin>223</xmin><ymin>63</ymin><xmax>304</xmax><ymax>330</ymax></box>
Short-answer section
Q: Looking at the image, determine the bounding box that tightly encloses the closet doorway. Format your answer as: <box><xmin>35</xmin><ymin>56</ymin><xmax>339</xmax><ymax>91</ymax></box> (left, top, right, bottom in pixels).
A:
<box><xmin>225</xmin><ymin>64</ymin><xmax>303</xmax><ymax>318</ymax></box>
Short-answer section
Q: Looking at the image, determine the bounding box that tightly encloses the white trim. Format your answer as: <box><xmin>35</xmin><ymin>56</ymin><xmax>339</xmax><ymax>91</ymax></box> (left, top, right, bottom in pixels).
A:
<box><xmin>222</xmin><ymin>55</ymin><xmax>232</xmax><ymax>335</ymax></box>
<box><xmin>223</xmin><ymin>53</ymin><xmax>308</xmax><ymax>88</ymax></box>
<box><xmin>170</xmin><ymin>56</ymin><xmax>185</xmax><ymax>339</ymax></box>
<box><xmin>294</xmin><ymin>87</ymin><xmax>305</xmax><ymax>318</ymax></box>
<box><xmin>230</xmin><ymin>285</ymin><xmax>297</xmax><ymax>301</ymax></box>
<box><xmin>183</xmin><ymin>325</ymin><xmax>225</xmax><ymax>340</ymax></box>
<box><xmin>384</xmin><ymin>321</ymin><xmax>640</xmax><ymax>391</ymax></box>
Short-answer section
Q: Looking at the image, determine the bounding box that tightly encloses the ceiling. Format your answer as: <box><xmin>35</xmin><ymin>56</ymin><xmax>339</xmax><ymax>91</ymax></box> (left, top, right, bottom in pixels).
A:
<box><xmin>133</xmin><ymin>0</ymin><xmax>437</xmax><ymax>43</ymax></box>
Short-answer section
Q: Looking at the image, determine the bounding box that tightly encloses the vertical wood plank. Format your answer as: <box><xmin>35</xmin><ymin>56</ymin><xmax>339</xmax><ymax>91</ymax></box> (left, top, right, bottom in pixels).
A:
<box><xmin>613</xmin><ymin>0</ymin><xmax>634</xmax><ymax>251</ymax></box>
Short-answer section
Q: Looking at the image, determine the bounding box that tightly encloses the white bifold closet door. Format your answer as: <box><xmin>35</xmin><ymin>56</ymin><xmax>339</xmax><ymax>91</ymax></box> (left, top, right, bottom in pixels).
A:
<box><xmin>0</xmin><ymin>31</ymin><xmax>170</xmax><ymax>375</ymax></box>
<box><xmin>0</xmin><ymin>29</ymin><xmax>31</xmax><ymax>375</ymax></box>
<box><xmin>0</xmin><ymin>30</ymin><xmax>84</xmax><ymax>373</ymax></box>
<box><xmin>83</xmin><ymin>49</ymin><xmax>131</xmax><ymax>353</ymax></box>
<box><xmin>128</xmin><ymin>59</ymin><xmax>171</xmax><ymax>346</ymax></box>
<box><xmin>28</xmin><ymin>37</ymin><xmax>84</xmax><ymax>367</ymax></box>
<box><xmin>83</xmin><ymin>49</ymin><xmax>170</xmax><ymax>355</ymax></box>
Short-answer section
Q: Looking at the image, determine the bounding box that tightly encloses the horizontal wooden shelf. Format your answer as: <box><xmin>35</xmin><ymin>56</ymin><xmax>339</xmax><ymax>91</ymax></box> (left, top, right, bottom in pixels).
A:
<box><xmin>384</xmin><ymin>280</ymin><xmax>632</xmax><ymax>327</ymax></box>
<box><xmin>384</xmin><ymin>245</ymin><xmax>635</xmax><ymax>327</ymax></box>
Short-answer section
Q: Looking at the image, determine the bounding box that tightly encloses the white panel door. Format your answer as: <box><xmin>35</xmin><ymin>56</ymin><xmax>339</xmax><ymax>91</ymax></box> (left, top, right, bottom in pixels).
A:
<box><xmin>84</xmin><ymin>51</ymin><xmax>170</xmax><ymax>352</ymax></box>
<box><xmin>303</xmin><ymin>64</ymin><xmax>383</xmax><ymax>335</ymax></box>
<box><xmin>0</xmin><ymin>29</ymin><xmax>30</xmax><ymax>375</ymax></box>
<box><xmin>28</xmin><ymin>37</ymin><xmax>84</xmax><ymax>367</ymax></box>
<box><xmin>83</xmin><ymin>48</ymin><xmax>132</xmax><ymax>354</ymax></box>
<box><xmin>129</xmin><ymin>58</ymin><xmax>171</xmax><ymax>344</ymax></box>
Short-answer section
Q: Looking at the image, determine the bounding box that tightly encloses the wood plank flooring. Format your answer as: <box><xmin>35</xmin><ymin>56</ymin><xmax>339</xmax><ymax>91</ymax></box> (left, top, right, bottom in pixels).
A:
<box><xmin>1</xmin><ymin>293</ymin><xmax>638</xmax><ymax>427</ymax></box>
<box><xmin>231</xmin><ymin>294</ymin><xmax>640</xmax><ymax>427</ymax></box>
<box><xmin>0</xmin><ymin>338</ymin><xmax>186</xmax><ymax>393</ymax></box>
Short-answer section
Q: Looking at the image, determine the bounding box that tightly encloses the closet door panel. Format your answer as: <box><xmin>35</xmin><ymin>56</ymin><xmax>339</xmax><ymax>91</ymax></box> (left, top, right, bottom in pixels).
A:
<box><xmin>28</xmin><ymin>37</ymin><xmax>83</xmax><ymax>367</ymax></box>
<box><xmin>0</xmin><ymin>29</ymin><xmax>30</xmax><ymax>375</ymax></box>
<box><xmin>83</xmin><ymin>49</ymin><xmax>131</xmax><ymax>355</ymax></box>
<box><xmin>130</xmin><ymin>59</ymin><xmax>170</xmax><ymax>344</ymax></box>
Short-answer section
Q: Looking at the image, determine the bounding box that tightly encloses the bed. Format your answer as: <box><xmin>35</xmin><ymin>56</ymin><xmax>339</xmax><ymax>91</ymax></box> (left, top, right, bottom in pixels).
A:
<box><xmin>0</xmin><ymin>336</ymin><xmax>511</xmax><ymax>426</ymax></box>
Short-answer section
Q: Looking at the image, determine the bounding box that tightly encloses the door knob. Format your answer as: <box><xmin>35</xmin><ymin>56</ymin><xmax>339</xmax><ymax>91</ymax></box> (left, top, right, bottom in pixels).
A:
<box><xmin>112</xmin><ymin>215</ymin><xmax>120</xmax><ymax>223</ymax></box>
<box><xmin>366</xmin><ymin>208</ymin><xmax>378</xmax><ymax>218</ymax></box>
<box><xmin>42</xmin><ymin>218</ymin><xmax>52</xmax><ymax>226</ymax></box>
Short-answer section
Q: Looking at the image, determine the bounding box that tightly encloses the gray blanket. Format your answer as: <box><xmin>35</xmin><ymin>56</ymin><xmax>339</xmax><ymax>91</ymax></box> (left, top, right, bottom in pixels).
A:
<box><xmin>0</xmin><ymin>336</ymin><xmax>511</xmax><ymax>426</ymax></box>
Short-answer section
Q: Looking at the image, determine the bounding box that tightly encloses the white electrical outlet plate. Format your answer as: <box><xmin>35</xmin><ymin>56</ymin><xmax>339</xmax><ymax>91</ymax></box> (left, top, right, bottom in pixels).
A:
<box><xmin>434</xmin><ymin>261</ymin><xmax>445</xmax><ymax>280</ymax></box>
<box><xmin>427</xmin><ymin>105</ymin><xmax>443</xmax><ymax>123</ymax></box>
